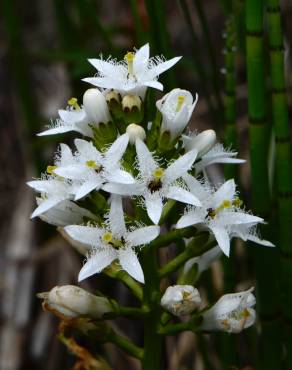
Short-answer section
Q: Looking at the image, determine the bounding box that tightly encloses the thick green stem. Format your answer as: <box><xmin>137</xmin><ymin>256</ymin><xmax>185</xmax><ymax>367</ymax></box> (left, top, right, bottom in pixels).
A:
<box><xmin>104</xmin><ymin>266</ymin><xmax>143</xmax><ymax>301</ymax></box>
<box><xmin>140</xmin><ymin>243</ymin><xmax>162</xmax><ymax>370</ymax></box>
<box><xmin>159</xmin><ymin>234</ymin><xmax>215</xmax><ymax>278</ymax></box>
<box><xmin>151</xmin><ymin>226</ymin><xmax>196</xmax><ymax>248</ymax></box>
<box><xmin>158</xmin><ymin>316</ymin><xmax>202</xmax><ymax>335</ymax></box>
<box><xmin>266</xmin><ymin>0</ymin><xmax>292</xmax><ymax>366</ymax></box>
<box><xmin>246</xmin><ymin>1</ymin><xmax>281</xmax><ymax>368</ymax></box>
<box><xmin>107</xmin><ymin>330</ymin><xmax>144</xmax><ymax>360</ymax></box>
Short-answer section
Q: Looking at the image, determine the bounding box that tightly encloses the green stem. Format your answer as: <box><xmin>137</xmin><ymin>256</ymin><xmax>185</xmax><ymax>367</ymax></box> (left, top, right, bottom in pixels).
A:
<box><xmin>158</xmin><ymin>234</ymin><xmax>214</xmax><ymax>278</ymax></box>
<box><xmin>107</xmin><ymin>330</ymin><xmax>144</xmax><ymax>360</ymax></box>
<box><xmin>140</xmin><ymin>242</ymin><xmax>162</xmax><ymax>370</ymax></box>
<box><xmin>151</xmin><ymin>226</ymin><xmax>196</xmax><ymax>248</ymax></box>
<box><xmin>246</xmin><ymin>1</ymin><xmax>281</xmax><ymax>368</ymax></box>
<box><xmin>105</xmin><ymin>301</ymin><xmax>149</xmax><ymax>319</ymax></box>
<box><xmin>265</xmin><ymin>0</ymin><xmax>292</xmax><ymax>366</ymax></box>
<box><xmin>104</xmin><ymin>266</ymin><xmax>143</xmax><ymax>301</ymax></box>
<box><xmin>158</xmin><ymin>316</ymin><xmax>202</xmax><ymax>335</ymax></box>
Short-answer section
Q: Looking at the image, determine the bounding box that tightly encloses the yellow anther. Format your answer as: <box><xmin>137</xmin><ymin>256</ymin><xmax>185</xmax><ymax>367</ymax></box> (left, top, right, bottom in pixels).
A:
<box><xmin>232</xmin><ymin>197</ymin><xmax>243</xmax><ymax>207</ymax></box>
<box><xmin>102</xmin><ymin>232</ymin><xmax>113</xmax><ymax>243</ymax></box>
<box><xmin>86</xmin><ymin>160</ymin><xmax>97</xmax><ymax>168</ymax></box>
<box><xmin>68</xmin><ymin>97</ymin><xmax>80</xmax><ymax>110</ymax></box>
<box><xmin>46</xmin><ymin>165</ymin><xmax>57</xmax><ymax>174</ymax></box>
<box><xmin>182</xmin><ymin>291</ymin><xmax>191</xmax><ymax>300</ymax></box>
<box><xmin>175</xmin><ymin>95</ymin><xmax>185</xmax><ymax>112</ymax></box>
<box><xmin>124</xmin><ymin>52</ymin><xmax>135</xmax><ymax>75</ymax></box>
<box><xmin>222</xmin><ymin>199</ymin><xmax>231</xmax><ymax>208</ymax></box>
<box><xmin>241</xmin><ymin>308</ymin><xmax>251</xmax><ymax>318</ymax></box>
<box><xmin>153</xmin><ymin>168</ymin><xmax>165</xmax><ymax>180</ymax></box>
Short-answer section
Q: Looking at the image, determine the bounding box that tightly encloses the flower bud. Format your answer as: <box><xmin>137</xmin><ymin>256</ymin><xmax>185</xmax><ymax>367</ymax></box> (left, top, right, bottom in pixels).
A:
<box><xmin>184</xmin><ymin>245</ymin><xmax>222</xmax><ymax>276</ymax></box>
<box><xmin>106</xmin><ymin>89</ymin><xmax>121</xmax><ymax>104</ymax></box>
<box><xmin>156</xmin><ymin>89</ymin><xmax>198</xmax><ymax>138</ymax></box>
<box><xmin>183</xmin><ymin>130</ymin><xmax>216</xmax><ymax>157</ymax></box>
<box><xmin>161</xmin><ymin>285</ymin><xmax>201</xmax><ymax>316</ymax></box>
<box><xmin>201</xmin><ymin>288</ymin><xmax>256</xmax><ymax>333</ymax></box>
<box><xmin>38</xmin><ymin>285</ymin><xmax>113</xmax><ymax>319</ymax></box>
<box><xmin>122</xmin><ymin>94</ymin><xmax>142</xmax><ymax>112</ymax></box>
<box><xmin>83</xmin><ymin>88</ymin><xmax>111</xmax><ymax>124</ymax></box>
<box><xmin>126</xmin><ymin>123</ymin><xmax>146</xmax><ymax>144</ymax></box>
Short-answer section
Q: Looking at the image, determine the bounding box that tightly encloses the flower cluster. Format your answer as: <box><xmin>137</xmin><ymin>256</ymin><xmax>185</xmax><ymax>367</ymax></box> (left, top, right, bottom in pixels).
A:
<box><xmin>31</xmin><ymin>43</ymin><xmax>273</xmax><ymax>334</ymax></box>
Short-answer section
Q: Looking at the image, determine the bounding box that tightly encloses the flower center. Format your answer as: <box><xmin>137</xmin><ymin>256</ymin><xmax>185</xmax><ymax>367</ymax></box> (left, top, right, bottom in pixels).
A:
<box><xmin>102</xmin><ymin>232</ymin><xmax>123</xmax><ymax>248</ymax></box>
<box><xmin>206</xmin><ymin>199</ymin><xmax>233</xmax><ymax>219</ymax></box>
<box><xmin>124</xmin><ymin>52</ymin><xmax>135</xmax><ymax>75</ymax></box>
<box><xmin>68</xmin><ymin>97</ymin><xmax>80</xmax><ymax>110</ymax></box>
<box><xmin>86</xmin><ymin>160</ymin><xmax>103</xmax><ymax>173</ymax></box>
<box><xmin>175</xmin><ymin>95</ymin><xmax>185</xmax><ymax>112</ymax></box>
<box><xmin>46</xmin><ymin>165</ymin><xmax>57</xmax><ymax>175</ymax></box>
<box><xmin>153</xmin><ymin>167</ymin><xmax>164</xmax><ymax>180</ymax></box>
<box><xmin>232</xmin><ymin>197</ymin><xmax>243</xmax><ymax>207</ymax></box>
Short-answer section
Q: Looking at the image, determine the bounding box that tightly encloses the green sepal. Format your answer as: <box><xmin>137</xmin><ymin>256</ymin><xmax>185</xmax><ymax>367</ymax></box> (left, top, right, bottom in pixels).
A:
<box><xmin>92</xmin><ymin>121</ymin><xmax>118</xmax><ymax>151</ymax></box>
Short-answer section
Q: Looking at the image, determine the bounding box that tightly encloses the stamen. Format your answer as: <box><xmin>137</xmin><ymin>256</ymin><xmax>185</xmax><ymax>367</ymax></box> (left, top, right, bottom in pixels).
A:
<box><xmin>222</xmin><ymin>199</ymin><xmax>231</xmax><ymax>208</ymax></box>
<box><xmin>182</xmin><ymin>291</ymin><xmax>191</xmax><ymax>300</ymax></box>
<box><xmin>46</xmin><ymin>165</ymin><xmax>57</xmax><ymax>174</ymax></box>
<box><xmin>153</xmin><ymin>168</ymin><xmax>165</xmax><ymax>180</ymax></box>
<box><xmin>232</xmin><ymin>197</ymin><xmax>243</xmax><ymax>207</ymax></box>
<box><xmin>102</xmin><ymin>232</ymin><xmax>113</xmax><ymax>243</ymax></box>
<box><xmin>124</xmin><ymin>52</ymin><xmax>135</xmax><ymax>75</ymax></box>
<box><xmin>175</xmin><ymin>95</ymin><xmax>185</xmax><ymax>112</ymax></box>
<box><xmin>68</xmin><ymin>97</ymin><xmax>80</xmax><ymax>110</ymax></box>
<box><xmin>86</xmin><ymin>160</ymin><xmax>98</xmax><ymax>168</ymax></box>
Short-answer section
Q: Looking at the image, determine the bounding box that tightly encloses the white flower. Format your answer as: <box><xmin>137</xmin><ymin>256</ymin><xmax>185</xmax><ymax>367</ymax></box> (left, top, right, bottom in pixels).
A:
<box><xmin>64</xmin><ymin>195</ymin><xmax>160</xmax><ymax>283</ymax></box>
<box><xmin>28</xmin><ymin>144</ymin><xmax>78</xmax><ymax>218</ymax></box>
<box><xmin>37</xmin><ymin>199</ymin><xmax>98</xmax><ymax>227</ymax></box>
<box><xmin>183</xmin><ymin>245</ymin><xmax>222</xmax><ymax>276</ymax></box>
<box><xmin>161</xmin><ymin>285</ymin><xmax>201</xmax><ymax>316</ymax></box>
<box><xmin>103</xmin><ymin>139</ymin><xmax>201</xmax><ymax>224</ymax></box>
<box><xmin>82</xmin><ymin>88</ymin><xmax>111</xmax><ymax>124</ymax></box>
<box><xmin>83</xmin><ymin>43</ymin><xmax>181</xmax><ymax>98</ymax></box>
<box><xmin>38</xmin><ymin>285</ymin><xmax>113</xmax><ymax>319</ymax></box>
<box><xmin>156</xmin><ymin>89</ymin><xmax>198</xmax><ymax>138</ymax></box>
<box><xmin>28</xmin><ymin>176</ymin><xmax>75</xmax><ymax>218</ymax></box>
<box><xmin>201</xmin><ymin>288</ymin><xmax>256</xmax><ymax>333</ymax></box>
<box><xmin>38</xmin><ymin>98</ymin><xmax>94</xmax><ymax>137</ymax></box>
<box><xmin>194</xmin><ymin>143</ymin><xmax>245</xmax><ymax>173</ymax></box>
<box><xmin>53</xmin><ymin>134</ymin><xmax>134</xmax><ymax>200</ymax></box>
<box><xmin>182</xmin><ymin>129</ymin><xmax>216</xmax><ymax>157</ymax></box>
<box><xmin>177</xmin><ymin>176</ymin><xmax>272</xmax><ymax>256</ymax></box>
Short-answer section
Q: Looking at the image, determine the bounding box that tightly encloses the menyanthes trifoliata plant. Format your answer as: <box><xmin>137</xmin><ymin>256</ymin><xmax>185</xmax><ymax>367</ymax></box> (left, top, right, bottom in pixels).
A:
<box><xmin>29</xmin><ymin>43</ymin><xmax>274</xmax><ymax>370</ymax></box>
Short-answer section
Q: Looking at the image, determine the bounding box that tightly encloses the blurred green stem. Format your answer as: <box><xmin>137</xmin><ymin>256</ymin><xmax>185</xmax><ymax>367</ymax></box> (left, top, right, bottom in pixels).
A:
<box><xmin>246</xmin><ymin>1</ymin><xmax>281</xmax><ymax>368</ymax></box>
<box><xmin>266</xmin><ymin>0</ymin><xmax>292</xmax><ymax>366</ymax></box>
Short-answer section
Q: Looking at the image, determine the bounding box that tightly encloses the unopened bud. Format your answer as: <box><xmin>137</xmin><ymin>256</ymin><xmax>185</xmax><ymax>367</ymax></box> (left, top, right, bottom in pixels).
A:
<box><xmin>161</xmin><ymin>285</ymin><xmax>201</xmax><ymax>316</ymax></box>
<box><xmin>183</xmin><ymin>130</ymin><xmax>216</xmax><ymax>157</ymax></box>
<box><xmin>201</xmin><ymin>288</ymin><xmax>256</xmax><ymax>333</ymax></box>
<box><xmin>126</xmin><ymin>123</ymin><xmax>146</xmax><ymax>144</ymax></box>
<box><xmin>83</xmin><ymin>88</ymin><xmax>111</xmax><ymax>124</ymax></box>
<box><xmin>122</xmin><ymin>94</ymin><xmax>141</xmax><ymax>112</ymax></box>
<box><xmin>106</xmin><ymin>90</ymin><xmax>121</xmax><ymax>104</ymax></box>
<box><xmin>38</xmin><ymin>285</ymin><xmax>113</xmax><ymax>319</ymax></box>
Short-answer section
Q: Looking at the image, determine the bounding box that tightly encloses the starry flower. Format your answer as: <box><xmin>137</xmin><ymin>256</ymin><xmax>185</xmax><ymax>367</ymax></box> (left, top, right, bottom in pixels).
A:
<box><xmin>177</xmin><ymin>176</ymin><xmax>273</xmax><ymax>256</ymax></box>
<box><xmin>156</xmin><ymin>88</ymin><xmax>198</xmax><ymax>139</ymax></box>
<box><xmin>28</xmin><ymin>143</ymin><xmax>77</xmax><ymax>218</ymax></box>
<box><xmin>64</xmin><ymin>195</ymin><xmax>160</xmax><ymax>283</ymax></box>
<box><xmin>37</xmin><ymin>199</ymin><xmax>98</xmax><ymax>227</ymax></box>
<box><xmin>201</xmin><ymin>288</ymin><xmax>256</xmax><ymax>333</ymax></box>
<box><xmin>103</xmin><ymin>139</ymin><xmax>201</xmax><ymax>224</ymax></box>
<box><xmin>83</xmin><ymin>43</ymin><xmax>181</xmax><ymax>98</ymax></box>
<box><xmin>38</xmin><ymin>89</ymin><xmax>110</xmax><ymax>137</ymax></box>
<box><xmin>53</xmin><ymin>134</ymin><xmax>134</xmax><ymax>200</ymax></box>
